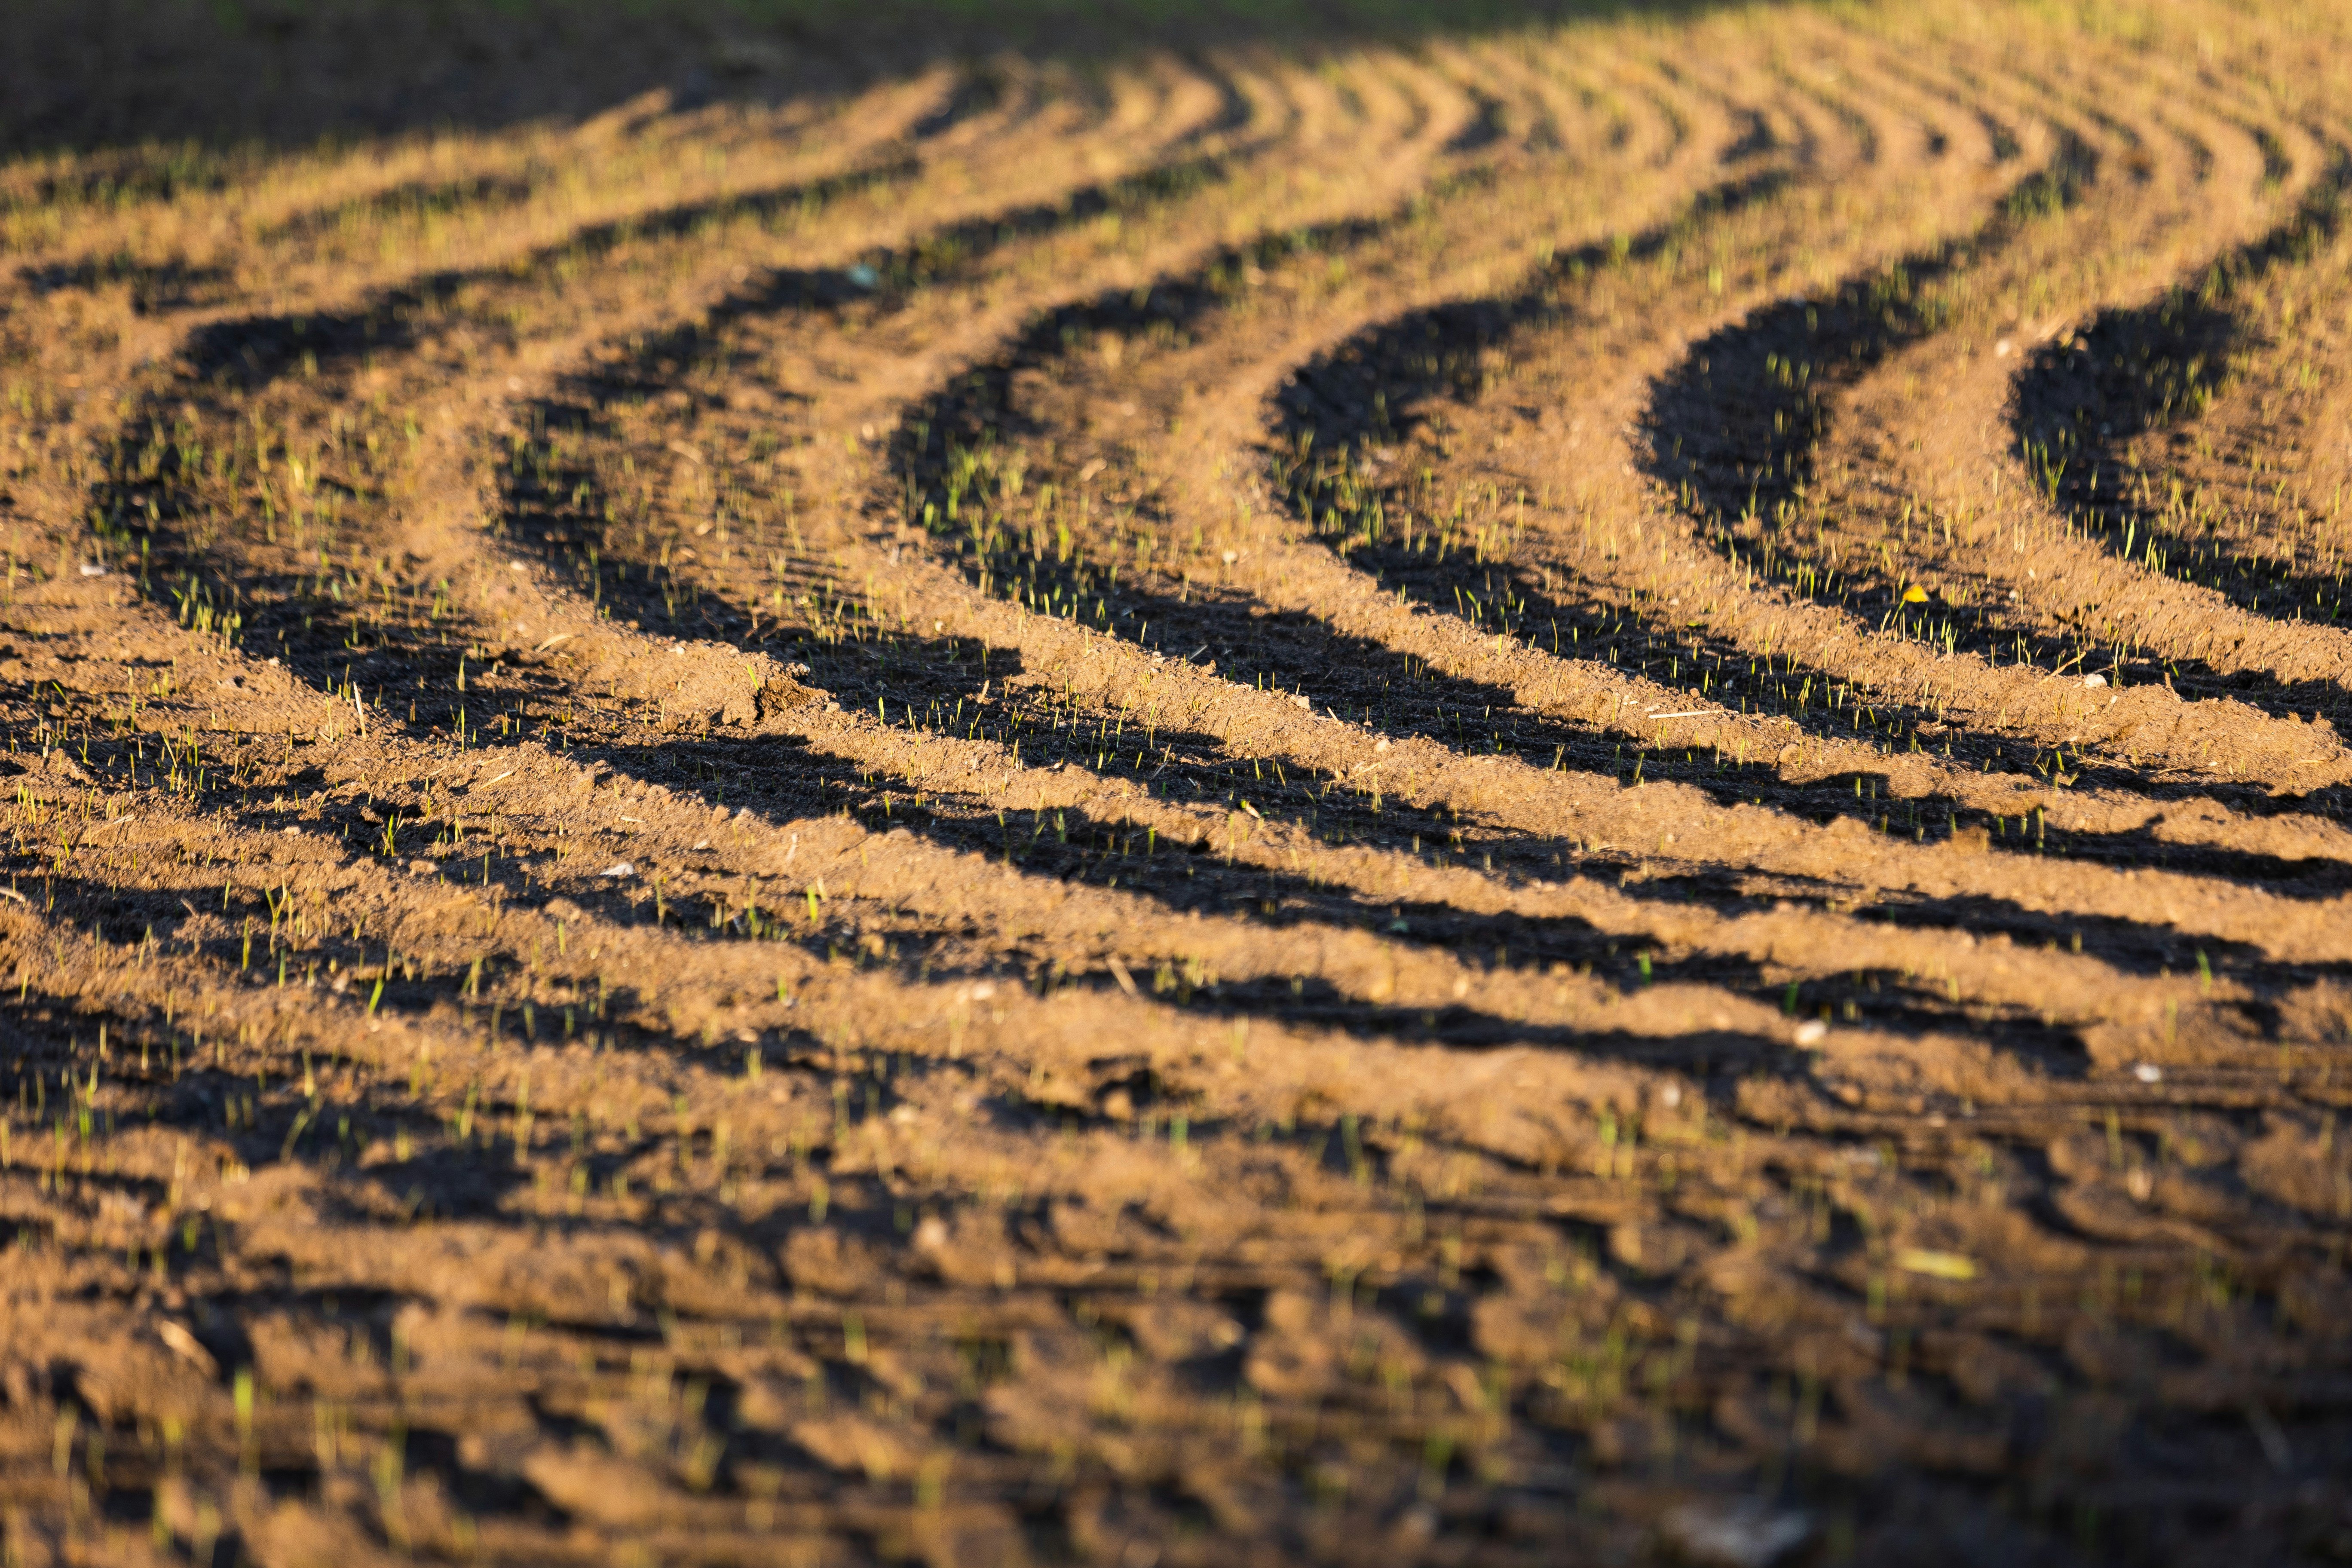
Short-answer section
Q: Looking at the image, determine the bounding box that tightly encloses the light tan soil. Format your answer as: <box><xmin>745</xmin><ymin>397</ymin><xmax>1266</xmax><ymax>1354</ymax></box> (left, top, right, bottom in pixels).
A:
<box><xmin>3</xmin><ymin>4</ymin><xmax>2352</xmax><ymax>1566</ymax></box>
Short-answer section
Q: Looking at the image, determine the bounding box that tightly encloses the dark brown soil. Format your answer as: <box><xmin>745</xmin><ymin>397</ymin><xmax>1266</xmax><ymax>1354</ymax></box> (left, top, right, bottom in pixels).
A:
<box><xmin>3</xmin><ymin>5</ymin><xmax>2352</xmax><ymax>1566</ymax></box>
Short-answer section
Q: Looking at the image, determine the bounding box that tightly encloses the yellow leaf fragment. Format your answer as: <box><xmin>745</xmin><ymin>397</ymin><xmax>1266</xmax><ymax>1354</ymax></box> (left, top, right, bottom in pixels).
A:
<box><xmin>1895</xmin><ymin>1247</ymin><xmax>1976</xmax><ymax>1280</ymax></box>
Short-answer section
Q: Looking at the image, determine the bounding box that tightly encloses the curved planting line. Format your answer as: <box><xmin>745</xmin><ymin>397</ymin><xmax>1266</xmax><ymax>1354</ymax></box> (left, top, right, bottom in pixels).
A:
<box><xmin>1233</xmin><ymin>59</ymin><xmax>2352</xmax><ymax>897</ymax></box>
<box><xmin>1615</xmin><ymin>89</ymin><xmax>2352</xmax><ymax>783</ymax></box>
<box><xmin>86</xmin><ymin>142</ymin><xmax>925</xmax><ymax>695</ymax></box>
<box><xmin>1257</xmin><ymin>75</ymin><xmax>2075</xmax><ymax>804</ymax></box>
<box><xmin>873</xmin><ymin>63</ymin><xmax>1792</xmax><ymax>790</ymax></box>
<box><xmin>170</xmin><ymin>156</ymin><xmax>922</xmax><ymax>396</ymax></box>
<box><xmin>1639</xmin><ymin>132</ymin><xmax>2097</xmax><ymax>639</ymax></box>
<box><xmin>2011</xmin><ymin>148</ymin><xmax>2352</xmax><ymax>651</ymax></box>
<box><xmin>80</xmin><ymin>74</ymin><xmax>1269</xmax><ymax>750</ymax></box>
<box><xmin>1634</xmin><ymin>72</ymin><xmax>2352</xmax><ymax>763</ymax></box>
<box><xmin>485</xmin><ymin>64</ymin><xmax>1497</xmax><ymax>750</ymax></box>
<box><xmin>24</xmin><ymin>20</ymin><xmax>2352</xmax><ymax>1565</ymax></box>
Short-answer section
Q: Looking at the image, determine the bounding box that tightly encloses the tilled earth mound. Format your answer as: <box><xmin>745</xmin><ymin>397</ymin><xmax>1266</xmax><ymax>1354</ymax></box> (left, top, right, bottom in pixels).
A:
<box><xmin>2</xmin><ymin>3</ymin><xmax>2352</xmax><ymax>1563</ymax></box>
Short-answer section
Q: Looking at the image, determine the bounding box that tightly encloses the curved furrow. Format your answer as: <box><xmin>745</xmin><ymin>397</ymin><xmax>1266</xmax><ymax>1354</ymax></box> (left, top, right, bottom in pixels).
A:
<box><xmin>66</xmin><ymin>62</ymin><xmax>1293</xmax><ymax>763</ymax></box>
<box><xmin>456</xmin><ymin>39</ymin><xmax>1597</xmax><ymax>695</ymax></box>
<box><xmin>776</xmin><ymin>46</ymin><xmax>2352</xmax><ymax>955</ymax></box>
<box><xmin>241</xmin><ymin>77</ymin><xmax>937</xmax><ymax>266</ymax></box>
<box><xmin>48</xmin><ymin>39</ymin><xmax>1492</xmax><ymax>811</ymax></box>
<box><xmin>913</xmin><ymin>43</ymin><xmax>2352</xmax><ymax>961</ymax></box>
<box><xmin>1797</xmin><ymin>73</ymin><xmax>2333</xmax><ymax>668</ymax></box>
<box><xmin>868</xmin><ymin>36</ymin><xmax>1800</xmax><ymax>656</ymax></box>
<box><xmin>1485</xmin><ymin>72</ymin><xmax>2334</xmax><ymax>823</ymax></box>
<box><xmin>1927</xmin><ymin>90</ymin><xmax>2352</xmax><ymax>690</ymax></box>
<box><xmin>2009</xmin><ymin>120</ymin><xmax>2352</xmax><ymax>685</ymax></box>
<box><xmin>13</xmin><ymin>680</ymin><xmax>2349</xmax><ymax>1231</ymax></box>
<box><xmin>1260</xmin><ymin>55</ymin><xmax>2340</xmax><ymax>859</ymax></box>
<box><xmin>1267</xmin><ymin>45</ymin><xmax>2031</xmax><ymax>796</ymax></box>
<box><xmin>1</xmin><ymin>88</ymin><xmax>948</xmax><ymax>505</ymax></box>
<box><xmin>442</xmin><ymin>52</ymin><xmax>2183</xmax><ymax>1020</ymax></box>
<box><xmin>8</xmin><ymin>478</ymin><xmax>2336</xmax><ymax>1237</ymax></box>
<box><xmin>1420</xmin><ymin>35</ymin><xmax>1592</xmax><ymax>162</ymax></box>
<box><xmin>1651</xmin><ymin>55</ymin><xmax>2352</xmax><ymax>790</ymax></box>
<box><xmin>0</xmin><ymin>661</ymin><xmax>2091</xmax><ymax>1129</ymax></box>
<box><xmin>37</xmin><ymin>34</ymin><xmax>2352</xmax><ymax>1006</ymax></box>
<box><xmin>0</xmin><ymin>487</ymin><xmax>1977</xmax><ymax>1219</ymax></box>
<box><xmin>467</xmin><ymin>450</ymin><xmax>2342</xmax><ymax>1096</ymax></box>
<box><xmin>541</xmin><ymin>51</ymin><xmax>1760</xmax><ymax>775</ymax></box>
<box><xmin>2187</xmin><ymin>120</ymin><xmax>2352</xmax><ymax>562</ymax></box>
<box><xmin>1491</xmin><ymin>53</ymin><xmax>2352</xmax><ymax>848</ymax></box>
<box><xmin>3</xmin><ymin>58</ymin><xmax>1302</xmax><ymax>1155</ymax></box>
<box><xmin>321</xmin><ymin>85</ymin><xmax>2301</xmax><ymax>1132</ymax></box>
<box><xmin>541</xmin><ymin>39</ymin><xmax>2352</xmax><ymax>977</ymax></box>
<box><xmin>0</xmin><ymin>493</ymin><xmax>1733</xmax><ymax>1188</ymax></box>
<box><xmin>15</xmin><ymin>673</ymin><xmax>2322</xmax><ymax>1213</ymax></box>
<box><xmin>28</xmin><ymin>362</ymin><xmax>2351</xmax><ymax>1106</ymax></box>
<box><xmin>474</xmin><ymin>461</ymin><xmax>2352</xmax><ymax>1099</ymax></box>
<box><xmin>905</xmin><ymin>53</ymin><xmax>1078</xmax><ymax>149</ymax></box>
<box><xmin>0</xmin><ymin>43</ymin><xmax>1562</xmax><ymax>1048</ymax></box>
<box><xmin>1599</xmin><ymin>64</ymin><xmax>2352</xmax><ymax>802</ymax></box>
<box><xmin>864</xmin><ymin>51</ymin><xmax>1993</xmax><ymax>841</ymax></box>
<box><xmin>1505</xmin><ymin>33</ymin><xmax>1676</xmax><ymax>162</ymax></box>
<box><xmin>14</xmin><ymin>12</ymin><xmax>2352</xmax><ymax>1565</ymax></box>
<box><xmin>1123</xmin><ymin>55</ymin><xmax>2352</xmax><ymax>928</ymax></box>
<box><xmin>0</xmin><ymin>70</ymin><xmax>957</xmax><ymax>354</ymax></box>
<box><xmin>82</xmin><ymin>52</ymin><xmax>1233</xmax><ymax>396</ymax></box>
<box><xmin>3</xmin><ymin>528</ymin><xmax>2346</xmax><ymax>1568</ymax></box>
<box><xmin>1589</xmin><ymin>54</ymin><xmax>1706</xmax><ymax>175</ymax></box>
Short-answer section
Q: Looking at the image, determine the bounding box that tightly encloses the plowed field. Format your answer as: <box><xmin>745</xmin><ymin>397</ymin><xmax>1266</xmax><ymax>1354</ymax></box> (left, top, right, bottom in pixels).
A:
<box><xmin>4</xmin><ymin>2</ymin><xmax>2352</xmax><ymax>1563</ymax></box>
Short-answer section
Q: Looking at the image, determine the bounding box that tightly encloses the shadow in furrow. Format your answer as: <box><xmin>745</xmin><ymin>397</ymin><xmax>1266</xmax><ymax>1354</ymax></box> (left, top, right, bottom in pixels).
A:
<box><xmin>168</xmin><ymin>153</ymin><xmax>920</xmax><ymax>394</ymax></box>
<box><xmin>496</xmin><ymin>160</ymin><xmax>1675</xmax><ymax>825</ymax></box>
<box><xmin>83</xmin><ymin>150</ymin><xmax>925</xmax><ymax>730</ymax></box>
<box><xmin>555</xmin><ymin>731</ymin><xmax>2305</xmax><ymax>1072</ymax></box>
<box><xmin>1636</xmin><ymin>132</ymin><xmax>2095</xmax><ymax>631</ymax></box>
<box><xmin>15</xmin><ymin>254</ymin><xmax>236</xmax><ymax>315</ymax></box>
<box><xmin>882</xmin><ymin>171</ymin><xmax>1902</xmax><ymax>810</ymax></box>
<box><xmin>1273</xmin><ymin>166</ymin><xmax>1792</xmax><ymax>445</ymax></box>
<box><xmin>908</xmin><ymin>64</ymin><xmax>1014</xmax><ymax>141</ymax></box>
<box><xmin>1643</xmin><ymin>128</ymin><xmax>2352</xmax><ymax>726</ymax></box>
<box><xmin>2011</xmin><ymin>152</ymin><xmax>2352</xmax><ymax>649</ymax></box>
<box><xmin>1258</xmin><ymin>138</ymin><xmax>2244</xmax><ymax>819</ymax></box>
<box><xmin>577</xmin><ymin>145</ymin><xmax>1239</xmax><ymax>340</ymax></box>
<box><xmin>1443</xmin><ymin>89</ymin><xmax>1511</xmax><ymax>156</ymax></box>
<box><xmin>95</xmin><ymin>141</ymin><xmax>1260</xmax><ymax>746</ymax></box>
<box><xmin>255</xmin><ymin>171</ymin><xmax>544</xmax><ymax>246</ymax></box>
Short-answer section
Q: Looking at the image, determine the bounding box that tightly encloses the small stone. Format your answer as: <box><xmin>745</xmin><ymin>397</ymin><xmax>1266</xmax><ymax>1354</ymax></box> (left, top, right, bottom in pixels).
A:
<box><xmin>1658</xmin><ymin>1498</ymin><xmax>1814</xmax><ymax>1568</ymax></box>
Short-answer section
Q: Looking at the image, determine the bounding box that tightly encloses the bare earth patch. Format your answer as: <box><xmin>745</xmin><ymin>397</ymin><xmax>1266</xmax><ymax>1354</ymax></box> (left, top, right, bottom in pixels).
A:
<box><xmin>2</xmin><ymin>2</ymin><xmax>2351</xmax><ymax>1564</ymax></box>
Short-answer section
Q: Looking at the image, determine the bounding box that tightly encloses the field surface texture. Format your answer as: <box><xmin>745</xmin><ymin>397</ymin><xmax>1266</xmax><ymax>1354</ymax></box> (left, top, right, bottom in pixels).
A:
<box><xmin>4</xmin><ymin>0</ymin><xmax>2352</xmax><ymax>1563</ymax></box>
